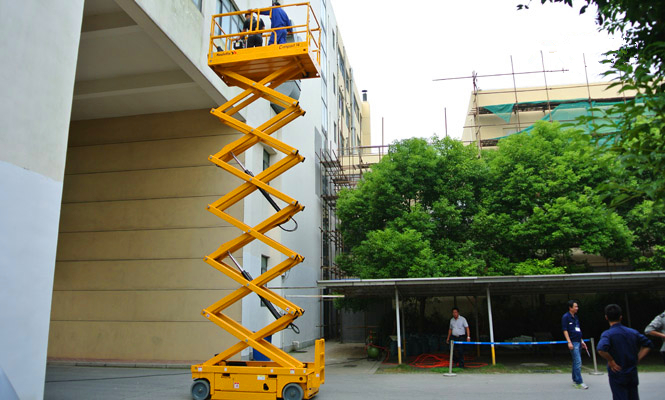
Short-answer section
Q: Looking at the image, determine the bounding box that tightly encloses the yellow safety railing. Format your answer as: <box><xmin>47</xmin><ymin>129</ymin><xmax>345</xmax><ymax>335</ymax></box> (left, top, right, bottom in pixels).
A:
<box><xmin>208</xmin><ymin>2</ymin><xmax>321</xmax><ymax>64</ymax></box>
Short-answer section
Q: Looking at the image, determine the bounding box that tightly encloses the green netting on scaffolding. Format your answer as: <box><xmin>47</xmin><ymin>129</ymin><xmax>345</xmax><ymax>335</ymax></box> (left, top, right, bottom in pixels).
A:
<box><xmin>484</xmin><ymin>103</ymin><xmax>514</xmax><ymax>122</ymax></box>
<box><xmin>486</xmin><ymin>98</ymin><xmax>644</xmax><ymax>141</ymax></box>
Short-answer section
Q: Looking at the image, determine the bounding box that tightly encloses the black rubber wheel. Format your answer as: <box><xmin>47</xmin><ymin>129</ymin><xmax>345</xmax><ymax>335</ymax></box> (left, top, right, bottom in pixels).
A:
<box><xmin>191</xmin><ymin>379</ymin><xmax>210</xmax><ymax>400</ymax></box>
<box><xmin>282</xmin><ymin>383</ymin><xmax>304</xmax><ymax>400</ymax></box>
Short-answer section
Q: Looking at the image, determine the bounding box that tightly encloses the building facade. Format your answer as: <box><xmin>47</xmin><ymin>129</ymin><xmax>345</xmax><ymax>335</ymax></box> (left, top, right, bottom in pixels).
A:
<box><xmin>0</xmin><ymin>1</ymin><xmax>365</xmax><ymax>399</ymax></box>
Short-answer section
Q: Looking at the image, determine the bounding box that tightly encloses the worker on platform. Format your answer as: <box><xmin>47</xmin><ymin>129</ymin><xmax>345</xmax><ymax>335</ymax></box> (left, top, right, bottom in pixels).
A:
<box><xmin>260</xmin><ymin>0</ymin><xmax>291</xmax><ymax>45</ymax></box>
<box><xmin>243</xmin><ymin>11</ymin><xmax>265</xmax><ymax>48</ymax></box>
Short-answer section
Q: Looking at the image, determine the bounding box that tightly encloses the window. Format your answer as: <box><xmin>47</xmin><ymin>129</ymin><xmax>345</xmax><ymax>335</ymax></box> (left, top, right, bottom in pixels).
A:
<box><xmin>338</xmin><ymin>49</ymin><xmax>346</xmax><ymax>84</ymax></box>
<box><xmin>261</xmin><ymin>255</ymin><xmax>269</xmax><ymax>274</ymax></box>
<box><xmin>191</xmin><ymin>0</ymin><xmax>202</xmax><ymax>11</ymax></box>
<box><xmin>319</xmin><ymin>0</ymin><xmax>328</xmax><ymax>86</ymax></box>
<box><xmin>260</xmin><ymin>255</ymin><xmax>269</xmax><ymax>307</ymax></box>
<box><xmin>262</xmin><ymin>149</ymin><xmax>270</xmax><ymax>171</ymax></box>
<box><xmin>333</xmin><ymin>122</ymin><xmax>338</xmax><ymax>148</ymax></box>
<box><xmin>320</xmin><ymin>29</ymin><xmax>327</xmax><ymax>82</ymax></box>
<box><xmin>321</xmin><ymin>97</ymin><xmax>328</xmax><ymax>137</ymax></box>
<box><xmin>217</xmin><ymin>0</ymin><xmax>242</xmax><ymax>36</ymax></box>
<box><xmin>320</xmin><ymin>0</ymin><xmax>327</xmax><ymax>30</ymax></box>
<box><xmin>353</xmin><ymin>95</ymin><xmax>359</xmax><ymax>119</ymax></box>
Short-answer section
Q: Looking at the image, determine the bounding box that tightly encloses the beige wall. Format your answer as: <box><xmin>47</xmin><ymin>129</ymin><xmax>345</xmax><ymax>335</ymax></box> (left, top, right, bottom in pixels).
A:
<box><xmin>49</xmin><ymin>109</ymin><xmax>246</xmax><ymax>362</ymax></box>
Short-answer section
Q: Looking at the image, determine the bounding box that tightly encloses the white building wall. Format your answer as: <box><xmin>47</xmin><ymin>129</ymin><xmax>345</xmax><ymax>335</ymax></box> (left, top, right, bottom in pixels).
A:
<box><xmin>0</xmin><ymin>2</ymin><xmax>84</xmax><ymax>399</ymax></box>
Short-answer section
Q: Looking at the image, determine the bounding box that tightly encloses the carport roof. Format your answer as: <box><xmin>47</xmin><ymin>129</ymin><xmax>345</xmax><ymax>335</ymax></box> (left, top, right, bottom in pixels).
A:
<box><xmin>317</xmin><ymin>271</ymin><xmax>665</xmax><ymax>298</ymax></box>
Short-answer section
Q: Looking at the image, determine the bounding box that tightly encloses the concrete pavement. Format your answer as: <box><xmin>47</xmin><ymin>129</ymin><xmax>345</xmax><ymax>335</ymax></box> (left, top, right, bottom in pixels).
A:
<box><xmin>44</xmin><ymin>342</ymin><xmax>663</xmax><ymax>400</ymax></box>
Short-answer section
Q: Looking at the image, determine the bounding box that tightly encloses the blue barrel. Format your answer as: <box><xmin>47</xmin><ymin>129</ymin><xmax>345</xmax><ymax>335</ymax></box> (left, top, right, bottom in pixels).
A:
<box><xmin>252</xmin><ymin>335</ymin><xmax>273</xmax><ymax>361</ymax></box>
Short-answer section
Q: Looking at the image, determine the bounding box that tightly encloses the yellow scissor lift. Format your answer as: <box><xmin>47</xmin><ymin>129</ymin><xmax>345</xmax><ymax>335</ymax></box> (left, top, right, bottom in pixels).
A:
<box><xmin>190</xmin><ymin>3</ymin><xmax>324</xmax><ymax>400</ymax></box>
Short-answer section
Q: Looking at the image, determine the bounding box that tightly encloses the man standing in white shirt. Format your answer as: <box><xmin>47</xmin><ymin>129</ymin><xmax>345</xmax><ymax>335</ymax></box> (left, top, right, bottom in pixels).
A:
<box><xmin>446</xmin><ymin>307</ymin><xmax>471</xmax><ymax>368</ymax></box>
<box><xmin>645</xmin><ymin>310</ymin><xmax>665</xmax><ymax>364</ymax></box>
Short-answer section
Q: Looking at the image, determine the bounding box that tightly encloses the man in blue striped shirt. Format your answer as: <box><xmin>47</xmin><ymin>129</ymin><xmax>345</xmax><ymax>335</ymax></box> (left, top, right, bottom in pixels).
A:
<box><xmin>562</xmin><ymin>299</ymin><xmax>589</xmax><ymax>389</ymax></box>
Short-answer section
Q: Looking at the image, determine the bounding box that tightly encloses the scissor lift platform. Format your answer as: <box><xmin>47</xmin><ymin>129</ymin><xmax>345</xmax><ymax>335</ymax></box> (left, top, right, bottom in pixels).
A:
<box><xmin>210</xmin><ymin>42</ymin><xmax>320</xmax><ymax>87</ymax></box>
<box><xmin>207</xmin><ymin>3</ymin><xmax>321</xmax><ymax>87</ymax></box>
<box><xmin>191</xmin><ymin>3</ymin><xmax>324</xmax><ymax>400</ymax></box>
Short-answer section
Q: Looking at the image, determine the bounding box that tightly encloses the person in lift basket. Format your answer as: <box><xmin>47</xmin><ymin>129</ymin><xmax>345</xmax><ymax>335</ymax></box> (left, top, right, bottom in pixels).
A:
<box><xmin>261</xmin><ymin>1</ymin><xmax>292</xmax><ymax>45</ymax></box>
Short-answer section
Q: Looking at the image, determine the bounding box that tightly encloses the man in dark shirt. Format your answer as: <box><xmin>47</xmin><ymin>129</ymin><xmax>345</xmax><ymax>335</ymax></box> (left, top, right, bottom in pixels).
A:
<box><xmin>561</xmin><ymin>299</ymin><xmax>589</xmax><ymax>389</ymax></box>
<box><xmin>243</xmin><ymin>11</ymin><xmax>265</xmax><ymax>48</ymax></box>
<box><xmin>598</xmin><ymin>304</ymin><xmax>652</xmax><ymax>400</ymax></box>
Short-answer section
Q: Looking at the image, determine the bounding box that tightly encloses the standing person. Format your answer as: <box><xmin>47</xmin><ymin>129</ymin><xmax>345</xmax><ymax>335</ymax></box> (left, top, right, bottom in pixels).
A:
<box><xmin>261</xmin><ymin>1</ymin><xmax>291</xmax><ymax>45</ymax></box>
<box><xmin>446</xmin><ymin>307</ymin><xmax>470</xmax><ymax>368</ymax></box>
<box><xmin>562</xmin><ymin>299</ymin><xmax>589</xmax><ymax>389</ymax></box>
<box><xmin>644</xmin><ymin>309</ymin><xmax>665</xmax><ymax>364</ymax></box>
<box><xmin>598</xmin><ymin>304</ymin><xmax>652</xmax><ymax>400</ymax></box>
<box><xmin>243</xmin><ymin>11</ymin><xmax>265</xmax><ymax>48</ymax></box>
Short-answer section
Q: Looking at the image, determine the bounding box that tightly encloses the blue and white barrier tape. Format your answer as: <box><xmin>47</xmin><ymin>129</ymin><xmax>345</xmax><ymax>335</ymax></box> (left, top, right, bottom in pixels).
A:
<box><xmin>453</xmin><ymin>339</ymin><xmax>590</xmax><ymax>345</ymax></box>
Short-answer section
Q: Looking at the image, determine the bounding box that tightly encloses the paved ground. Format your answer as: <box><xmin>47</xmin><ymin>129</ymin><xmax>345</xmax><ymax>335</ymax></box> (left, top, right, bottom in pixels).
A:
<box><xmin>44</xmin><ymin>343</ymin><xmax>664</xmax><ymax>400</ymax></box>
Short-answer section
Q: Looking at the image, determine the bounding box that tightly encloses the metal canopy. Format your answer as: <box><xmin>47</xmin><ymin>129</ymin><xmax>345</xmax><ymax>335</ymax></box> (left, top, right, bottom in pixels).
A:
<box><xmin>317</xmin><ymin>271</ymin><xmax>665</xmax><ymax>298</ymax></box>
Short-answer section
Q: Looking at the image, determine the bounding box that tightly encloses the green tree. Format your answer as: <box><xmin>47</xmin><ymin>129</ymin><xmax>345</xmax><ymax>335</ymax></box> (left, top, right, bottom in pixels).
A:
<box><xmin>478</xmin><ymin>122</ymin><xmax>635</xmax><ymax>265</ymax></box>
<box><xmin>337</xmin><ymin>228</ymin><xmax>437</xmax><ymax>279</ymax></box>
<box><xmin>336</xmin><ymin>122</ymin><xmax>638</xmax><ymax>279</ymax></box>
<box><xmin>337</xmin><ymin>137</ymin><xmax>484</xmax><ymax>251</ymax></box>
<box><xmin>336</xmin><ymin>136</ymin><xmax>488</xmax><ymax>278</ymax></box>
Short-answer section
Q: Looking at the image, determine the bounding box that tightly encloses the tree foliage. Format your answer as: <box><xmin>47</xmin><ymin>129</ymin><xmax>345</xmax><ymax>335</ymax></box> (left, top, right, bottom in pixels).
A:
<box><xmin>519</xmin><ymin>0</ymin><xmax>665</xmax><ymax>205</ymax></box>
<box><xmin>337</xmin><ymin>136</ymin><xmax>486</xmax><ymax>278</ymax></box>
<box><xmin>337</xmin><ymin>122</ymin><xmax>665</xmax><ymax>279</ymax></box>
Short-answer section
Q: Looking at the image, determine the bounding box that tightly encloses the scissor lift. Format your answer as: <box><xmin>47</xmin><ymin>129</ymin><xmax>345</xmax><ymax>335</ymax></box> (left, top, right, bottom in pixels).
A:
<box><xmin>190</xmin><ymin>3</ymin><xmax>324</xmax><ymax>400</ymax></box>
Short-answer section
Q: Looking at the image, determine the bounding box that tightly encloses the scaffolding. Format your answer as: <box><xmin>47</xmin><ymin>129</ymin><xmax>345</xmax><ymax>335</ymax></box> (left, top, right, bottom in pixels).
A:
<box><xmin>317</xmin><ymin>143</ymin><xmax>388</xmax><ymax>339</ymax></box>
<box><xmin>434</xmin><ymin>53</ymin><xmax>635</xmax><ymax>153</ymax></box>
<box><xmin>318</xmin><ymin>144</ymin><xmax>386</xmax><ymax>279</ymax></box>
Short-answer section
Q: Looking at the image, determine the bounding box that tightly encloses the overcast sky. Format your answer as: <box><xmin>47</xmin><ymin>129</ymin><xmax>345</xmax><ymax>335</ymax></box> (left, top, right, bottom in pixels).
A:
<box><xmin>328</xmin><ymin>0</ymin><xmax>623</xmax><ymax>146</ymax></box>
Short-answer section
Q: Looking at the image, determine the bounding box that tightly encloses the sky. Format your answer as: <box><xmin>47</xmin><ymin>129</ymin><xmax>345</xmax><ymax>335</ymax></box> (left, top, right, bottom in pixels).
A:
<box><xmin>328</xmin><ymin>0</ymin><xmax>623</xmax><ymax>146</ymax></box>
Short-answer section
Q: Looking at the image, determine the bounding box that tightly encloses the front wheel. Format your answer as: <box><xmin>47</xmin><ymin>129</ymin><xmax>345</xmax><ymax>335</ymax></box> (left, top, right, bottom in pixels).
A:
<box><xmin>282</xmin><ymin>383</ymin><xmax>304</xmax><ymax>400</ymax></box>
<box><xmin>191</xmin><ymin>379</ymin><xmax>210</xmax><ymax>400</ymax></box>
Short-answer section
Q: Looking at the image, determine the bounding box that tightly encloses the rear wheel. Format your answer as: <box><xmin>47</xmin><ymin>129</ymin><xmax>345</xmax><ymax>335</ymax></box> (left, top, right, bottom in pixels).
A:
<box><xmin>191</xmin><ymin>379</ymin><xmax>210</xmax><ymax>400</ymax></box>
<box><xmin>282</xmin><ymin>383</ymin><xmax>304</xmax><ymax>400</ymax></box>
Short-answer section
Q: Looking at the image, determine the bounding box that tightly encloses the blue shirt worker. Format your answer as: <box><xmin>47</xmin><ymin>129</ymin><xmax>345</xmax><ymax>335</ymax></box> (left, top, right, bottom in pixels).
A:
<box><xmin>644</xmin><ymin>310</ymin><xmax>665</xmax><ymax>364</ymax></box>
<box><xmin>260</xmin><ymin>1</ymin><xmax>291</xmax><ymax>45</ymax></box>
<box><xmin>561</xmin><ymin>299</ymin><xmax>589</xmax><ymax>389</ymax></box>
<box><xmin>446</xmin><ymin>307</ymin><xmax>470</xmax><ymax>368</ymax></box>
<box><xmin>598</xmin><ymin>304</ymin><xmax>652</xmax><ymax>400</ymax></box>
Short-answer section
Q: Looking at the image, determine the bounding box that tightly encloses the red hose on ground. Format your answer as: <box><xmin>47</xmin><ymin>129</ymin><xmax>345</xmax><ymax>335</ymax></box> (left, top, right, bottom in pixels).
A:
<box><xmin>380</xmin><ymin>351</ymin><xmax>488</xmax><ymax>368</ymax></box>
<box><xmin>409</xmin><ymin>353</ymin><xmax>487</xmax><ymax>368</ymax></box>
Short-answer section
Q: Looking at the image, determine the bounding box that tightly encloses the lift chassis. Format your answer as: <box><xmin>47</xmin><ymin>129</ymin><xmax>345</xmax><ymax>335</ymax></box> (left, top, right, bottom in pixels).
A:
<box><xmin>191</xmin><ymin>4</ymin><xmax>324</xmax><ymax>400</ymax></box>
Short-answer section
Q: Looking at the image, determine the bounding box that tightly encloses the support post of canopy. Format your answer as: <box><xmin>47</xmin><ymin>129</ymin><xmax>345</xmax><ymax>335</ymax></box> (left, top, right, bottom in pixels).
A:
<box><xmin>474</xmin><ymin>295</ymin><xmax>480</xmax><ymax>357</ymax></box>
<box><xmin>395</xmin><ymin>286</ymin><xmax>402</xmax><ymax>365</ymax></box>
<box><xmin>487</xmin><ymin>286</ymin><xmax>496</xmax><ymax>366</ymax></box>
<box><xmin>624</xmin><ymin>292</ymin><xmax>632</xmax><ymax>327</ymax></box>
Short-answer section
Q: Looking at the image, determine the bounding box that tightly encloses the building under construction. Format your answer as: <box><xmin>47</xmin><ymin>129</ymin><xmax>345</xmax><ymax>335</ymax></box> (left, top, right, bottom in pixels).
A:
<box><xmin>461</xmin><ymin>76</ymin><xmax>637</xmax><ymax>152</ymax></box>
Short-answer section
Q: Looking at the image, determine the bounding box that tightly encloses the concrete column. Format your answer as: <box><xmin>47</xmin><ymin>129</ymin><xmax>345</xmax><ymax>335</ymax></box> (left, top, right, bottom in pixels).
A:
<box><xmin>0</xmin><ymin>2</ymin><xmax>84</xmax><ymax>399</ymax></box>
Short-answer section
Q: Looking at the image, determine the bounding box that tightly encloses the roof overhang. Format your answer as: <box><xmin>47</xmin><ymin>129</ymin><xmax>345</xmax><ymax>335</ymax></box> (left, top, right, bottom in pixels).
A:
<box><xmin>72</xmin><ymin>0</ymin><xmax>225</xmax><ymax>121</ymax></box>
<box><xmin>318</xmin><ymin>271</ymin><xmax>665</xmax><ymax>298</ymax></box>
